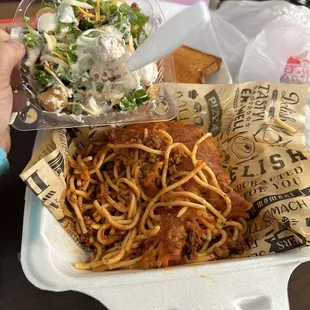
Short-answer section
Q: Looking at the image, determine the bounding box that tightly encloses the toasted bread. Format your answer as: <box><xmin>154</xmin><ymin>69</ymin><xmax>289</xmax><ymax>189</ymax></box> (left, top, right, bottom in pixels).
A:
<box><xmin>172</xmin><ymin>45</ymin><xmax>222</xmax><ymax>84</ymax></box>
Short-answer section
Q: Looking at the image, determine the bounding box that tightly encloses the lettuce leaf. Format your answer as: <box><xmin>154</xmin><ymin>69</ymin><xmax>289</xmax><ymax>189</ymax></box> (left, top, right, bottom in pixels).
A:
<box><xmin>55</xmin><ymin>44</ymin><xmax>78</xmax><ymax>64</ymax></box>
<box><xmin>116</xmin><ymin>88</ymin><xmax>149</xmax><ymax>111</ymax></box>
<box><xmin>34</xmin><ymin>65</ymin><xmax>55</xmax><ymax>92</ymax></box>
<box><xmin>100</xmin><ymin>1</ymin><xmax>148</xmax><ymax>43</ymax></box>
<box><xmin>57</xmin><ymin>23</ymin><xmax>82</xmax><ymax>41</ymax></box>
<box><xmin>41</xmin><ymin>0</ymin><xmax>61</xmax><ymax>8</ymax></box>
<box><xmin>118</xmin><ymin>3</ymin><xmax>149</xmax><ymax>28</ymax></box>
<box><xmin>22</xmin><ymin>17</ymin><xmax>42</xmax><ymax>48</ymax></box>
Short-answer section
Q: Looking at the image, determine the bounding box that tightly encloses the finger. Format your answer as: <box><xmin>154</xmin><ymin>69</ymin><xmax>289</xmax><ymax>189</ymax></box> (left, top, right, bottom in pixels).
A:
<box><xmin>4</xmin><ymin>24</ymin><xmax>13</xmax><ymax>34</ymax></box>
<box><xmin>0</xmin><ymin>24</ymin><xmax>8</xmax><ymax>31</ymax></box>
<box><xmin>0</xmin><ymin>40</ymin><xmax>25</xmax><ymax>88</ymax></box>
<box><xmin>0</xmin><ymin>29</ymin><xmax>10</xmax><ymax>42</ymax></box>
<box><xmin>0</xmin><ymin>40</ymin><xmax>26</xmax><ymax>135</ymax></box>
<box><xmin>0</xmin><ymin>24</ymin><xmax>11</xmax><ymax>34</ymax></box>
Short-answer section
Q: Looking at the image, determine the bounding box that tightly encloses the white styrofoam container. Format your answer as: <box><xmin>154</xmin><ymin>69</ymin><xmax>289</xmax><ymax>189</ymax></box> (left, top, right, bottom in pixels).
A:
<box><xmin>21</xmin><ymin>171</ymin><xmax>310</xmax><ymax>310</ymax></box>
<box><xmin>20</xmin><ymin>2</ymin><xmax>310</xmax><ymax>310</ymax></box>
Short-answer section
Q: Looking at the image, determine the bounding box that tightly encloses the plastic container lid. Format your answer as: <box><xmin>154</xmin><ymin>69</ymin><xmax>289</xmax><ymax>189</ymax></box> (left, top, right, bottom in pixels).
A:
<box><xmin>10</xmin><ymin>0</ymin><xmax>178</xmax><ymax>131</ymax></box>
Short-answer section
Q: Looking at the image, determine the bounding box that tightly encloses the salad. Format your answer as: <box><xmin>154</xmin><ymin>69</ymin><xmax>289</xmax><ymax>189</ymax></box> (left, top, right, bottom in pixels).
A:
<box><xmin>21</xmin><ymin>0</ymin><xmax>159</xmax><ymax>116</ymax></box>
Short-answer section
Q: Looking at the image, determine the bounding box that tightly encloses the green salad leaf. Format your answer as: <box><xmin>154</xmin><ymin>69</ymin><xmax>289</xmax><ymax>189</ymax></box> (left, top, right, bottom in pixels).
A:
<box><xmin>22</xmin><ymin>17</ymin><xmax>42</xmax><ymax>48</ymax></box>
<box><xmin>55</xmin><ymin>44</ymin><xmax>77</xmax><ymax>65</ymax></box>
<box><xmin>34</xmin><ymin>65</ymin><xmax>55</xmax><ymax>92</ymax></box>
<box><xmin>41</xmin><ymin>0</ymin><xmax>61</xmax><ymax>8</ymax></box>
<box><xmin>132</xmin><ymin>28</ymin><xmax>147</xmax><ymax>48</ymax></box>
<box><xmin>66</xmin><ymin>44</ymin><xmax>78</xmax><ymax>63</ymax></box>
<box><xmin>96</xmin><ymin>83</ymin><xmax>104</xmax><ymax>93</ymax></box>
<box><xmin>57</xmin><ymin>23</ymin><xmax>82</xmax><ymax>41</ymax></box>
<box><xmin>87</xmin><ymin>0</ymin><xmax>97</xmax><ymax>5</ymax></box>
<box><xmin>72</xmin><ymin>103</ymin><xmax>84</xmax><ymax>115</ymax></box>
<box><xmin>116</xmin><ymin>88</ymin><xmax>149</xmax><ymax>111</ymax></box>
<box><xmin>100</xmin><ymin>1</ymin><xmax>148</xmax><ymax>44</ymax></box>
<box><xmin>58</xmin><ymin>23</ymin><xmax>72</xmax><ymax>37</ymax></box>
<box><xmin>118</xmin><ymin>3</ymin><xmax>149</xmax><ymax>28</ymax></box>
<box><xmin>85</xmin><ymin>31</ymin><xmax>102</xmax><ymax>38</ymax></box>
<box><xmin>100</xmin><ymin>1</ymin><xmax>119</xmax><ymax>21</ymax></box>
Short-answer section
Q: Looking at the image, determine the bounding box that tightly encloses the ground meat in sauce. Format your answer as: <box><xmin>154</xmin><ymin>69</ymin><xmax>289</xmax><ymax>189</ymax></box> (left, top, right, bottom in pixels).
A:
<box><xmin>145</xmin><ymin>133</ymin><xmax>164</xmax><ymax>150</ymax></box>
<box><xmin>98</xmin><ymin>122</ymin><xmax>251</xmax><ymax>268</ymax></box>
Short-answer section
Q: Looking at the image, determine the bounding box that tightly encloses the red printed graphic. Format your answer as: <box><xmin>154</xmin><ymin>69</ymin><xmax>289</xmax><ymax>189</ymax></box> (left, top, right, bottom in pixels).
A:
<box><xmin>280</xmin><ymin>51</ymin><xmax>310</xmax><ymax>84</ymax></box>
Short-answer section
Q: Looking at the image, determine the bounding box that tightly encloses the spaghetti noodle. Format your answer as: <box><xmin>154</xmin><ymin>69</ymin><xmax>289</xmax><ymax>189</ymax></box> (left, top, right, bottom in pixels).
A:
<box><xmin>66</xmin><ymin>122</ymin><xmax>251</xmax><ymax>271</ymax></box>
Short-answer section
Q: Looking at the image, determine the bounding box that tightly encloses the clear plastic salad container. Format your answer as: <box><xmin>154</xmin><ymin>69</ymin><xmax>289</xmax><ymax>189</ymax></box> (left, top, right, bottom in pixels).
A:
<box><xmin>10</xmin><ymin>0</ymin><xmax>178</xmax><ymax>130</ymax></box>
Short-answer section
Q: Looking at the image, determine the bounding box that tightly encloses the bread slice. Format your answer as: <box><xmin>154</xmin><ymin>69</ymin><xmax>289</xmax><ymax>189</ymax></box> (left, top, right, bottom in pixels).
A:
<box><xmin>172</xmin><ymin>45</ymin><xmax>222</xmax><ymax>84</ymax></box>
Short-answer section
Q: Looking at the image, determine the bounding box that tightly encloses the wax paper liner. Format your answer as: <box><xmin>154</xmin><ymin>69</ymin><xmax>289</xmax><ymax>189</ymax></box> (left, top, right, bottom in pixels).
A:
<box><xmin>21</xmin><ymin>81</ymin><xmax>310</xmax><ymax>257</ymax></box>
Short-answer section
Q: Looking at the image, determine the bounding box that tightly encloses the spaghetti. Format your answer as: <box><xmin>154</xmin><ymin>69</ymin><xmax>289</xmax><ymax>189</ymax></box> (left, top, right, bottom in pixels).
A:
<box><xmin>66</xmin><ymin>122</ymin><xmax>251</xmax><ymax>271</ymax></box>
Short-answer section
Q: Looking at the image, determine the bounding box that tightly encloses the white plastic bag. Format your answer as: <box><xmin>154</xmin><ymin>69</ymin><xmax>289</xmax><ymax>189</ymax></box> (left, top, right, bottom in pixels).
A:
<box><xmin>214</xmin><ymin>1</ymin><xmax>310</xmax><ymax>84</ymax></box>
<box><xmin>210</xmin><ymin>13</ymin><xmax>248</xmax><ymax>81</ymax></box>
<box><xmin>217</xmin><ymin>0</ymin><xmax>299</xmax><ymax>39</ymax></box>
<box><xmin>238</xmin><ymin>7</ymin><xmax>310</xmax><ymax>83</ymax></box>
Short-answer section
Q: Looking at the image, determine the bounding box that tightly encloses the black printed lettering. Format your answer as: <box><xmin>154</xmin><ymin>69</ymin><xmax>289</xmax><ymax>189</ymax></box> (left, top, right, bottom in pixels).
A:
<box><xmin>230</xmin><ymin>167</ymin><xmax>237</xmax><ymax>183</ymax></box>
<box><xmin>293</xmin><ymin>177</ymin><xmax>301</xmax><ymax>186</ymax></box>
<box><xmin>273</xmin><ymin>182</ymin><xmax>280</xmax><ymax>190</ymax></box>
<box><xmin>258</xmin><ymin>85</ymin><xmax>270</xmax><ymax>92</ymax></box>
<box><xmin>242</xmin><ymin>166</ymin><xmax>255</xmax><ymax>177</ymax></box>
<box><xmin>252</xmin><ymin>111</ymin><xmax>265</xmax><ymax>122</ymax></box>
<box><xmin>286</xmin><ymin>149</ymin><xmax>307</xmax><ymax>163</ymax></box>
<box><xmin>281</xmin><ymin>91</ymin><xmax>299</xmax><ymax>105</ymax></box>
<box><xmin>236</xmin><ymin>105</ymin><xmax>246</xmax><ymax>116</ymax></box>
<box><xmin>42</xmin><ymin>192</ymin><xmax>58</xmax><ymax>209</ymax></box>
<box><xmin>259</xmin><ymin>159</ymin><xmax>266</xmax><ymax>175</ymax></box>
<box><xmin>257</xmin><ymin>92</ymin><xmax>268</xmax><ymax>100</ymax></box>
<box><xmin>254</xmin><ymin>100</ymin><xmax>267</xmax><ymax>106</ymax></box>
<box><xmin>208</xmin><ymin>96</ymin><xmax>217</xmax><ymax>105</ymax></box>
<box><xmin>24</xmin><ymin>170</ymin><xmax>49</xmax><ymax>196</ymax></box>
<box><xmin>287</xmin><ymin>201</ymin><xmax>298</xmax><ymax>211</ymax></box>
<box><xmin>296</xmin><ymin>199</ymin><xmax>308</xmax><ymax>209</ymax></box>
<box><xmin>270</xmin><ymin>154</ymin><xmax>285</xmax><ymax>170</ymax></box>
<box><xmin>179</xmin><ymin>101</ymin><xmax>187</xmax><ymax>108</ymax></box>
<box><xmin>240</xmin><ymin>88</ymin><xmax>251</xmax><ymax>103</ymax></box>
<box><xmin>177</xmin><ymin>91</ymin><xmax>183</xmax><ymax>99</ymax></box>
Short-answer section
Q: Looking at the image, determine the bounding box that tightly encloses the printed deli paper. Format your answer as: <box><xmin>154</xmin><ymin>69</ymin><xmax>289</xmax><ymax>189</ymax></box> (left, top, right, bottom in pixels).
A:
<box><xmin>21</xmin><ymin>82</ymin><xmax>310</xmax><ymax>256</ymax></box>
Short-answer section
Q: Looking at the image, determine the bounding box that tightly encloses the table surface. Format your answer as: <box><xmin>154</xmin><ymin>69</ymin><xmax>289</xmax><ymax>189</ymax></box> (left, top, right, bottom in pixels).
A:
<box><xmin>0</xmin><ymin>1</ymin><xmax>310</xmax><ymax>310</ymax></box>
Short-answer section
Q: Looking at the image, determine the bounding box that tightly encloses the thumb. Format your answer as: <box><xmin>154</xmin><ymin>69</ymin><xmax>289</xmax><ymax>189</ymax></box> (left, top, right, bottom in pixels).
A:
<box><xmin>0</xmin><ymin>40</ymin><xmax>25</xmax><ymax>137</ymax></box>
<box><xmin>0</xmin><ymin>40</ymin><xmax>25</xmax><ymax>87</ymax></box>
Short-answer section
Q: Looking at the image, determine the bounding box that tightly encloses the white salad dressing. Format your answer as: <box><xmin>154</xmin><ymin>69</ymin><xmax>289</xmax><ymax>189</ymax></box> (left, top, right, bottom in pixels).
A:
<box><xmin>37</xmin><ymin>13</ymin><xmax>58</xmax><ymax>33</ymax></box>
<box><xmin>25</xmin><ymin>46</ymin><xmax>42</xmax><ymax>73</ymax></box>
<box><xmin>85</xmin><ymin>96</ymin><xmax>103</xmax><ymax>116</ymax></box>
<box><xmin>98</xmin><ymin>35</ymin><xmax>126</xmax><ymax>62</ymax></box>
<box><xmin>61</xmin><ymin>0</ymin><xmax>94</xmax><ymax>9</ymax></box>
<box><xmin>115</xmin><ymin>70</ymin><xmax>141</xmax><ymax>91</ymax></box>
<box><xmin>71</xmin><ymin>26</ymin><xmax>133</xmax><ymax>104</ymax></box>
<box><xmin>75</xmin><ymin>27</ymin><xmax>125</xmax><ymax>64</ymax></box>
<box><xmin>99</xmin><ymin>81</ymin><xmax>127</xmax><ymax>105</ymax></box>
<box><xmin>138</xmin><ymin>62</ymin><xmax>159</xmax><ymax>86</ymax></box>
<box><xmin>114</xmin><ymin>1</ymin><xmax>124</xmax><ymax>7</ymax></box>
<box><xmin>57</xmin><ymin>4</ymin><xmax>77</xmax><ymax>24</ymax></box>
